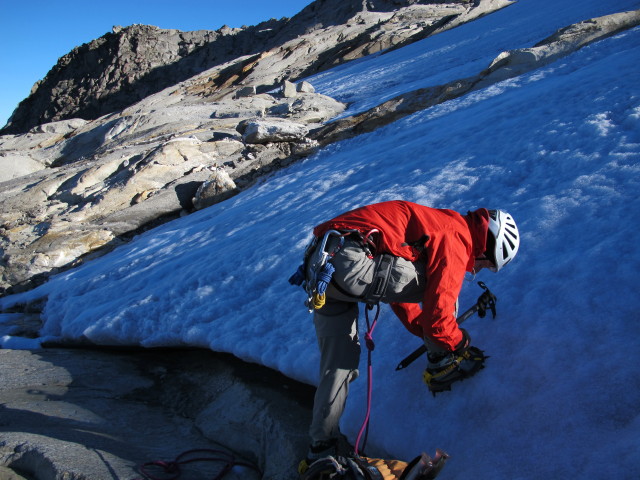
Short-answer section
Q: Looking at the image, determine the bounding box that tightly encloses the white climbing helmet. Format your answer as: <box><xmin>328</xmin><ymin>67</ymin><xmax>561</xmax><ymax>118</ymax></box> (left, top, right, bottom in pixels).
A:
<box><xmin>487</xmin><ymin>209</ymin><xmax>520</xmax><ymax>272</ymax></box>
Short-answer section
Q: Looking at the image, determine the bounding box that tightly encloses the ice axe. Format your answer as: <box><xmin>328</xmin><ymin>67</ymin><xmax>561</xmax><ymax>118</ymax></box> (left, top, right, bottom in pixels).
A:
<box><xmin>395</xmin><ymin>281</ymin><xmax>497</xmax><ymax>371</ymax></box>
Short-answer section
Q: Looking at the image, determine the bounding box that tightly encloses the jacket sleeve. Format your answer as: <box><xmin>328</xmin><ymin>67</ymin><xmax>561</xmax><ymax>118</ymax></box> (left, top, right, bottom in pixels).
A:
<box><xmin>391</xmin><ymin>233</ymin><xmax>469</xmax><ymax>351</ymax></box>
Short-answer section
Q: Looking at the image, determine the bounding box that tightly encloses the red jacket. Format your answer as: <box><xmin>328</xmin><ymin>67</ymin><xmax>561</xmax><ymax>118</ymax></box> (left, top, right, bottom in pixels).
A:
<box><xmin>314</xmin><ymin>200</ymin><xmax>490</xmax><ymax>351</ymax></box>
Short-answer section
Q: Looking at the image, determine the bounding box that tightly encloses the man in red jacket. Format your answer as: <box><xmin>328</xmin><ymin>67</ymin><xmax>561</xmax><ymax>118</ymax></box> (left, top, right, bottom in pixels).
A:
<box><xmin>293</xmin><ymin>200</ymin><xmax>520</xmax><ymax>467</ymax></box>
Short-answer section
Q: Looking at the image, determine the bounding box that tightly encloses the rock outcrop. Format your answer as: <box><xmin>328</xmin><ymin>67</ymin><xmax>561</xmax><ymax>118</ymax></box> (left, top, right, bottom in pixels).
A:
<box><xmin>0</xmin><ymin>83</ymin><xmax>342</xmax><ymax>294</ymax></box>
<box><xmin>1</xmin><ymin>0</ymin><xmax>503</xmax><ymax>135</ymax></box>
<box><xmin>1</xmin><ymin>22</ymin><xmax>285</xmax><ymax>135</ymax></box>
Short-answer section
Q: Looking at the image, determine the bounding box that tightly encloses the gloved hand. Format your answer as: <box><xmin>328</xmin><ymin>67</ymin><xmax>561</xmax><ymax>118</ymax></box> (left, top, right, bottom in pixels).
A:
<box><xmin>423</xmin><ymin>330</ymin><xmax>487</xmax><ymax>396</ymax></box>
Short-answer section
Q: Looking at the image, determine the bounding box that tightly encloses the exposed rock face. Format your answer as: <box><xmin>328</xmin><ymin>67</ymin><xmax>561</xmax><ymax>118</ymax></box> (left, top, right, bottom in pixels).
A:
<box><xmin>1</xmin><ymin>22</ymin><xmax>285</xmax><ymax>135</ymax></box>
<box><xmin>0</xmin><ymin>82</ymin><xmax>343</xmax><ymax>294</ymax></box>
<box><xmin>1</xmin><ymin>0</ymin><xmax>495</xmax><ymax>135</ymax></box>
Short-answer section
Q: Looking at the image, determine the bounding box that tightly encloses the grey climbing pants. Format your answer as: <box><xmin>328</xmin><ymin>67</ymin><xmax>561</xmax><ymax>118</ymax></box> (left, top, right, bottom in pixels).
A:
<box><xmin>309</xmin><ymin>237</ymin><xmax>426</xmax><ymax>445</ymax></box>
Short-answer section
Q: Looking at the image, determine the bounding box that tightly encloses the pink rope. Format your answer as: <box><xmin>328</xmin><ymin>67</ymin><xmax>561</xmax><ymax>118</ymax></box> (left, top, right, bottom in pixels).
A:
<box><xmin>136</xmin><ymin>448</ymin><xmax>260</xmax><ymax>480</ymax></box>
<box><xmin>354</xmin><ymin>303</ymin><xmax>379</xmax><ymax>456</ymax></box>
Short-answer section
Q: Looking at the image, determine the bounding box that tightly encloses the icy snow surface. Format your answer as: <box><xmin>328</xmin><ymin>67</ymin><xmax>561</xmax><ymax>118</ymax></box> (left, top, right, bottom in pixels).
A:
<box><xmin>2</xmin><ymin>0</ymin><xmax>639</xmax><ymax>478</ymax></box>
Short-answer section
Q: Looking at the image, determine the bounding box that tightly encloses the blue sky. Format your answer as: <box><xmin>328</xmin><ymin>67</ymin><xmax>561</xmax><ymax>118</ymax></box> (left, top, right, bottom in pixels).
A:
<box><xmin>0</xmin><ymin>0</ymin><xmax>313</xmax><ymax>128</ymax></box>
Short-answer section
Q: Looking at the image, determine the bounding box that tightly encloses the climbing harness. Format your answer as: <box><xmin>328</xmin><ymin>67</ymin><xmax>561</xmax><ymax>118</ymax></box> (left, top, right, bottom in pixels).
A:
<box><xmin>365</xmin><ymin>254</ymin><xmax>396</xmax><ymax>305</ymax></box>
<box><xmin>289</xmin><ymin>228</ymin><xmax>382</xmax><ymax>312</ymax></box>
<box><xmin>395</xmin><ymin>282</ymin><xmax>497</xmax><ymax>371</ymax></box>
<box><xmin>136</xmin><ymin>448</ymin><xmax>261</xmax><ymax>480</ymax></box>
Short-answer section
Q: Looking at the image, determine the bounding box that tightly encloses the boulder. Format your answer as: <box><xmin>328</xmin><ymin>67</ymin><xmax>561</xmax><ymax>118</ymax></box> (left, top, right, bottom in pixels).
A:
<box><xmin>239</xmin><ymin>119</ymin><xmax>310</xmax><ymax>144</ymax></box>
<box><xmin>192</xmin><ymin>169</ymin><xmax>238</xmax><ymax>210</ymax></box>
<box><xmin>296</xmin><ymin>81</ymin><xmax>316</xmax><ymax>93</ymax></box>
<box><xmin>235</xmin><ymin>85</ymin><xmax>257</xmax><ymax>98</ymax></box>
<box><xmin>201</xmin><ymin>138</ymin><xmax>245</xmax><ymax>157</ymax></box>
<box><xmin>282</xmin><ymin>80</ymin><xmax>298</xmax><ymax>98</ymax></box>
<box><xmin>282</xmin><ymin>93</ymin><xmax>346</xmax><ymax>123</ymax></box>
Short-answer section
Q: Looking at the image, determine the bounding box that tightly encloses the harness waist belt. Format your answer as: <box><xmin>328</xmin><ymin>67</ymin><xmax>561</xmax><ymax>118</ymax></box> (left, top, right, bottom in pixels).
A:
<box><xmin>365</xmin><ymin>254</ymin><xmax>396</xmax><ymax>304</ymax></box>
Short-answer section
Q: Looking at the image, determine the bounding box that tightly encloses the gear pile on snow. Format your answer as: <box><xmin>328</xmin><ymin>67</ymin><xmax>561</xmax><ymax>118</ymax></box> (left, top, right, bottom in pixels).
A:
<box><xmin>299</xmin><ymin>450</ymin><xmax>448</xmax><ymax>480</ymax></box>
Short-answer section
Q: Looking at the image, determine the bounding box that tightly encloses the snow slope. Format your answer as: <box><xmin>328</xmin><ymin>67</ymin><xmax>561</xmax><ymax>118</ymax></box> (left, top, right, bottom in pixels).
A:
<box><xmin>2</xmin><ymin>0</ymin><xmax>639</xmax><ymax>478</ymax></box>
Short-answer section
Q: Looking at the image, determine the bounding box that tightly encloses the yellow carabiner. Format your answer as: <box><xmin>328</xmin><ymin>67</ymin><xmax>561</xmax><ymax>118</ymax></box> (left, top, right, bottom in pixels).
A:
<box><xmin>312</xmin><ymin>292</ymin><xmax>326</xmax><ymax>309</ymax></box>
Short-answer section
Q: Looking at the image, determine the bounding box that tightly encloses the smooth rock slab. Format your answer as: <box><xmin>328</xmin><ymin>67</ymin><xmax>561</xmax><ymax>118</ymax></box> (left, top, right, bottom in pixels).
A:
<box><xmin>0</xmin><ymin>348</ymin><xmax>314</xmax><ymax>480</ymax></box>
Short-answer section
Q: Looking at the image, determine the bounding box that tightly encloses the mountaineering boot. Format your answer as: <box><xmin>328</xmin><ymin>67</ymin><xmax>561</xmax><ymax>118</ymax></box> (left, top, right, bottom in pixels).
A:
<box><xmin>298</xmin><ymin>440</ymin><xmax>338</xmax><ymax>476</ymax></box>
<box><xmin>423</xmin><ymin>346</ymin><xmax>487</xmax><ymax>395</ymax></box>
<box><xmin>299</xmin><ymin>456</ymin><xmax>347</xmax><ymax>480</ymax></box>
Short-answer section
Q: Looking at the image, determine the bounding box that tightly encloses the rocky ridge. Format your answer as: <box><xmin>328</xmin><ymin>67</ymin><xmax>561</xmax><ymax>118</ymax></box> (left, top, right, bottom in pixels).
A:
<box><xmin>1</xmin><ymin>0</ymin><xmax>490</xmax><ymax>135</ymax></box>
<box><xmin>310</xmin><ymin>9</ymin><xmax>640</xmax><ymax>144</ymax></box>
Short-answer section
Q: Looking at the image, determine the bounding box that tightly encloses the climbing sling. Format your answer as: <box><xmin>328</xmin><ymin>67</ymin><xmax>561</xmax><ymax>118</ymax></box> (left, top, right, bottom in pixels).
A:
<box><xmin>303</xmin><ymin>229</ymin><xmax>344</xmax><ymax>311</ymax></box>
